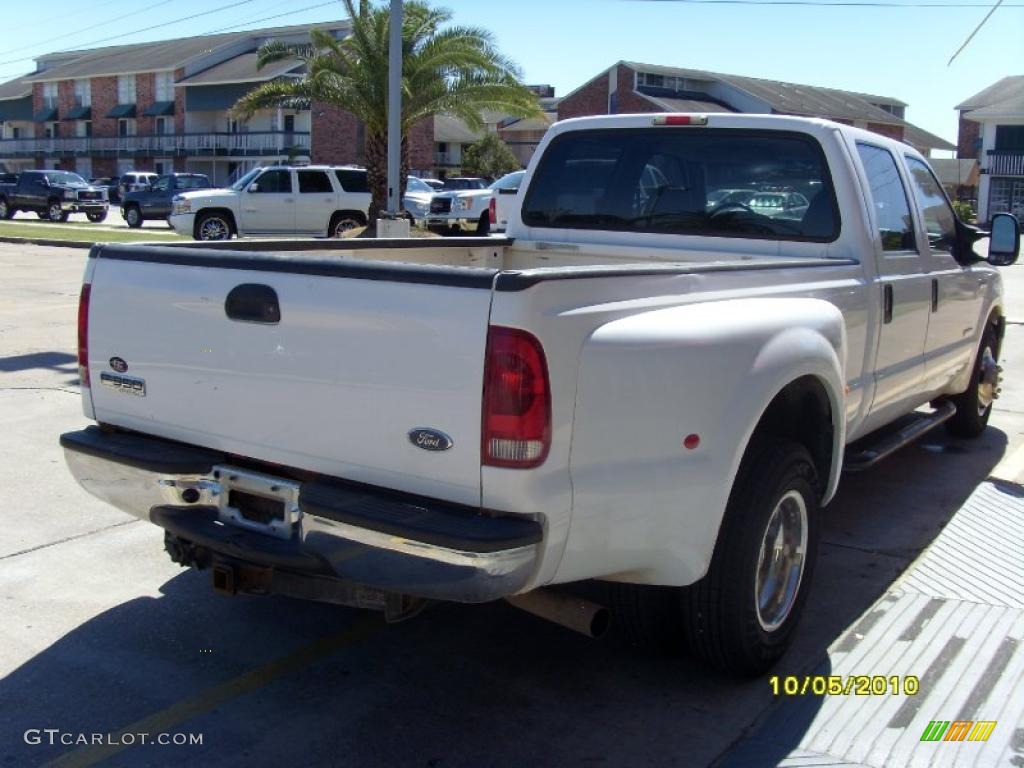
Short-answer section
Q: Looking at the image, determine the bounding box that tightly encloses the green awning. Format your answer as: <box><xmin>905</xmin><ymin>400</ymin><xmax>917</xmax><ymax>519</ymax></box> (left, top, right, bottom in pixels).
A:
<box><xmin>106</xmin><ymin>103</ymin><xmax>136</xmax><ymax>118</ymax></box>
<box><xmin>142</xmin><ymin>101</ymin><xmax>175</xmax><ymax>116</ymax></box>
<box><xmin>32</xmin><ymin>107</ymin><xmax>57</xmax><ymax>121</ymax></box>
<box><xmin>63</xmin><ymin>105</ymin><xmax>91</xmax><ymax>120</ymax></box>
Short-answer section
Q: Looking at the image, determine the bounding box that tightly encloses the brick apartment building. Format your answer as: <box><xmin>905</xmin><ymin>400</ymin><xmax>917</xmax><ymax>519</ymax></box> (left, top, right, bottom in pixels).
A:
<box><xmin>558</xmin><ymin>62</ymin><xmax>953</xmax><ymax>156</ymax></box>
<box><xmin>0</xmin><ymin>20</ymin><xmax>435</xmax><ymax>186</ymax></box>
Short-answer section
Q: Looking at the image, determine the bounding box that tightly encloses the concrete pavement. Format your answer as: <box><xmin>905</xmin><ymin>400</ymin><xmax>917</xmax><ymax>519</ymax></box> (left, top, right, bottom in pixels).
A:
<box><xmin>1</xmin><ymin>242</ymin><xmax>1022</xmax><ymax>767</ymax></box>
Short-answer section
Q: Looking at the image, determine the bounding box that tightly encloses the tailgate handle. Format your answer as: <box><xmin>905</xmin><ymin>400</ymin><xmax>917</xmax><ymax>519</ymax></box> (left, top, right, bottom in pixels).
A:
<box><xmin>225</xmin><ymin>284</ymin><xmax>280</xmax><ymax>324</ymax></box>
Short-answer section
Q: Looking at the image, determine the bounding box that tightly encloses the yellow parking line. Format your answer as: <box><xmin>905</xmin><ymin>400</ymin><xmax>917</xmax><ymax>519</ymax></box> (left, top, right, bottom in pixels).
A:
<box><xmin>44</xmin><ymin>617</ymin><xmax>382</xmax><ymax>768</ymax></box>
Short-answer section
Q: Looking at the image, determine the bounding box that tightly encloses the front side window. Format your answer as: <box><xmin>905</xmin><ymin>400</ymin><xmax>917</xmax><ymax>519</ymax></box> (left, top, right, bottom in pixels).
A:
<box><xmin>522</xmin><ymin>128</ymin><xmax>838</xmax><ymax>241</ymax></box>
<box><xmin>152</xmin><ymin>176</ymin><xmax>170</xmax><ymax>192</ymax></box>
<box><xmin>252</xmin><ymin>169</ymin><xmax>291</xmax><ymax>193</ymax></box>
<box><xmin>298</xmin><ymin>170</ymin><xmax>333</xmax><ymax>193</ymax></box>
<box><xmin>855</xmin><ymin>143</ymin><xmax>915</xmax><ymax>251</ymax></box>
<box><xmin>904</xmin><ymin>156</ymin><xmax>956</xmax><ymax>253</ymax></box>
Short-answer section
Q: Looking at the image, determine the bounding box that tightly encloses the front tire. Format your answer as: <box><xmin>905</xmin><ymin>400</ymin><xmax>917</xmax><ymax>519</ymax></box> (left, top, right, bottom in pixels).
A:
<box><xmin>945</xmin><ymin>325</ymin><xmax>1000</xmax><ymax>438</ymax></box>
<box><xmin>680</xmin><ymin>439</ymin><xmax>820</xmax><ymax>676</ymax></box>
<box><xmin>86</xmin><ymin>211</ymin><xmax>107</xmax><ymax>223</ymax></box>
<box><xmin>47</xmin><ymin>201</ymin><xmax>68</xmax><ymax>222</ymax></box>
<box><xmin>195</xmin><ymin>212</ymin><xmax>232</xmax><ymax>241</ymax></box>
<box><xmin>0</xmin><ymin>198</ymin><xmax>13</xmax><ymax>219</ymax></box>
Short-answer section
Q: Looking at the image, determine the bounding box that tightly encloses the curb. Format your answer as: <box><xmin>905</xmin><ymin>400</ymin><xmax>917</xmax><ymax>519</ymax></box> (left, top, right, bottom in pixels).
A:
<box><xmin>0</xmin><ymin>236</ymin><xmax>94</xmax><ymax>249</ymax></box>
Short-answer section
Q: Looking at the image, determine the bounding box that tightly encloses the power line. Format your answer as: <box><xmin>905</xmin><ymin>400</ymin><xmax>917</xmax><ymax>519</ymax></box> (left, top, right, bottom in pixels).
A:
<box><xmin>0</xmin><ymin>0</ymin><xmax>261</xmax><ymax>69</ymax></box>
<box><xmin>638</xmin><ymin>0</ymin><xmax>1022</xmax><ymax>5</ymax></box>
<box><xmin>948</xmin><ymin>0</ymin><xmax>1006</xmax><ymax>63</ymax></box>
<box><xmin>204</xmin><ymin>1</ymin><xmax>342</xmax><ymax>35</ymax></box>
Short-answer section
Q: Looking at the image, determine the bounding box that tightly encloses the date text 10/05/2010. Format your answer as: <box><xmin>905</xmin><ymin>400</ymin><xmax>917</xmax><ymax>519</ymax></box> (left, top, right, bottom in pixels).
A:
<box><xmin>769</xmin><ymin>675</ymin><xmax>920</xmax><ymax>696</ymax></box>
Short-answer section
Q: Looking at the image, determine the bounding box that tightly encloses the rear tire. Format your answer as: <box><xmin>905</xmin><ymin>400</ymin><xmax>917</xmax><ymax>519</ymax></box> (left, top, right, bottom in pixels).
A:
<box><xmin>329</xmin><ymin>211</ymin><xmax>366</xmax><ymax>237</ymax></box>
<box><xmin>680</xmin><ymin>438</ymin><xmax>820</xmax><ymax>676</ymax></box>
<box><xmin>124</xmin><ymin>206</ymin><xmax>143</xmax><ymax>228</ymax></box>
<box><xmin>475</xmin><ymin>213</ymin><xmax>491</xmax><ymax>235</ymax></box>
<box><xmin>945</xmin><ymin>324</ymin><xmax>1000</xmax><ymax>438</ymax></box>
<box><xmin>0</xmin><ymin>198</ymin><xmax>13</xmax><ymax>219</ymax></box>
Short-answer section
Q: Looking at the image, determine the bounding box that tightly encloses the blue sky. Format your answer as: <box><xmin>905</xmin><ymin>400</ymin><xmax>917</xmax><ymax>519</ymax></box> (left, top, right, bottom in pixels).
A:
<box><xmin>1</xmin><ymin>0</ymin><xmax>1020</xmax><ymax>151</ymax></box>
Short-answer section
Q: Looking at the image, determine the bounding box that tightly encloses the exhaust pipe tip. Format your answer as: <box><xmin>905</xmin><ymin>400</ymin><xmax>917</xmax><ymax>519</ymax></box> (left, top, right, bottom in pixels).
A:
<box><xmin>506</xmin><ymin>590</ymin><xmax>610</xmax><ymax>639</ymax></box>
<box><xmin>212</xmin><ymin>564</ymin><xmax>236</xmax><ymax>596</ymax></box>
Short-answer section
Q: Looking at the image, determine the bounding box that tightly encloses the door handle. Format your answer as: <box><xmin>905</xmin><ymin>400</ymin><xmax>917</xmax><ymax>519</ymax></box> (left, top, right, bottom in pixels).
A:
<box><xmin>931</xmin><ymin>279</ymin><xmax>939</xmax><ymax>312</ymax></box>
<box><xmin>883</xmin><ymin>284</ymin><xmax>893</xmax><ymax>324</ymax></box>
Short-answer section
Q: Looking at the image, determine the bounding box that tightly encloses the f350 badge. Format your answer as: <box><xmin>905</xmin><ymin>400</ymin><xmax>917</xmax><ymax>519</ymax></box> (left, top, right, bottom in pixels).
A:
<box><xmin>408</xmin><ymin>428</ymin><xmax>453</xmax><ymax>452</ymax></box>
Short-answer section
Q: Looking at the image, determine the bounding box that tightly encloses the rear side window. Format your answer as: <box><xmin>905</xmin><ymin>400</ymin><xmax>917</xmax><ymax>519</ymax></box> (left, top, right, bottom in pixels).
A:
<box><xmin>856</xmin><ymin>143</ymin><xmax>915</xmax><ymax>251</ymax></box>
<box><xmin>298</xmin><ymin>170</ymin><xmax>334</xmax><ymax>193</ymax></box>
<box><xmin>335</xmin><ymin>169</ymin><xmax>368</xmax><ymax>193</ymax></box>
<box><xmin>521</xmin><ymin>128</ymin><xmax>838</xmax><ymax>241</ymax></box>
<box><xmin>253</xmin><ymin>170</ymin><xmax>292</xmax><ymax>193</ymax></box>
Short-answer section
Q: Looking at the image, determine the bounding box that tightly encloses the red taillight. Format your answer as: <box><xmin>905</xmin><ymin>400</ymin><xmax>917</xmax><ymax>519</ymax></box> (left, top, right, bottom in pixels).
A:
<box><xmin>482</xmin><ymin>326</ymin><xmax>551</xmax><ymax>468</ymax></box>
<box><xmin>488</xmin><ymin>196</ymin><xmax>497</xmax><ymax>225</ymax></box>
<box><xmin>77</xmin><ymin>284</ymin><xmax>91</xmax><ymax>388</ymax></box>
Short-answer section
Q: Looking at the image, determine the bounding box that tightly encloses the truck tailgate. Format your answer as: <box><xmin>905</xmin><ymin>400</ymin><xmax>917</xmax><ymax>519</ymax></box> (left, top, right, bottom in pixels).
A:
<box><xmin>85</xmin><ymin>247</ymin><xmax>497</xmax><ymax>505</ymax></box>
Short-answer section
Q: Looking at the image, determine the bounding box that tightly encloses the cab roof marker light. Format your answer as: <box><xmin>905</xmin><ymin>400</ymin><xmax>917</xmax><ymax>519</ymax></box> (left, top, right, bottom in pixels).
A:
<box><xmin>652</xmin><ymin>114</ymin><xmax>708</xmax><ymax>126</ymax></box>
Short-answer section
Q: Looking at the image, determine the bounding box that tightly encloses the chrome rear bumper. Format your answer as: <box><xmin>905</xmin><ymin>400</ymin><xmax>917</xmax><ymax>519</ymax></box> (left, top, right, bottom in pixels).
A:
<box><xmin>61</xmin><ymin>427</ymin><xmax>541</xmax><ymax>603</ymax></box>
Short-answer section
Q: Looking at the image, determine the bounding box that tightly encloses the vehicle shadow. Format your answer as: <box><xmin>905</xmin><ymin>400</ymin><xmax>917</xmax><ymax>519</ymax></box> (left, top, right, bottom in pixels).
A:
<box><xmin>0</xmin><ymin>351</ymin><xmax>79</xmax><ymax>388</ymax></box>
<box><xmin>0</xmin><ymin>427</ymin><xmax>1008</xmax><ymax>768</ymax></box>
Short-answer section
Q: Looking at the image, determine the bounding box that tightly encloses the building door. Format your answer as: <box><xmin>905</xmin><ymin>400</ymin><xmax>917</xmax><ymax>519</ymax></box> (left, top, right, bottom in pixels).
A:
<box><xmin>989</xmin><ymin>178</ymin><xmax>1024</xmax><ymax>224</ymax></box>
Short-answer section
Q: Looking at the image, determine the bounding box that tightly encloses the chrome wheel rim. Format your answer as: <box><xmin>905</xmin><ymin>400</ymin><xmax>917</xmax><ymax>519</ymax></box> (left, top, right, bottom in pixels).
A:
<box><xmin>978</xmin><ymin>346</ymin><xmax>999</xmax><ymax>416</ymax></box>
<box><xmin>199</xmin><ymin>217</ymin><xmax>228</xmax><ymax>240</ymax></box>
<box><xmin>0</xmin><ymin>200</ymin><xmax>7</xmax><ymax>217</ymax></box>
<box><xmin>755</xmin><ymin>489</ymin><xmax>808</xmax><ymax>632</ymax></box>
<box><xmin>126</xmin><ymin>209</ymin><xmax>139</xmax><ymax>226</ymax></box>
<box><xmin>48</xmin><ymin>203</ymin><xmax>62</xmax><ymax>220</ymax></box>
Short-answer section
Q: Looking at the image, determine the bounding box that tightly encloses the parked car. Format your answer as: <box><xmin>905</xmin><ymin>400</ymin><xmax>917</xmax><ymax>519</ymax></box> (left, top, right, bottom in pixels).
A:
<box><xmin>487</xmin><ymin>170</ymin><xmax>526</xmax><ymax>233</ymax></box>
<box><xmin>121</xmin><ymin>173</ymin><xmax>212</xmax><ymax>228</ymax></box>
<box><xmin>402</xmin><ymin>176</ymin><xmax>436</xmax><ymax>226</ymax></box>
<box><xmin>428</xmin><ymin>171</ymin><xmax>524</xmax><ymax>234</ymax></box>
<box><xmin>0</xmin><ymin>169</ymin><xmax>108</xmax><ymax>222</ymax></box>
<box><xmin>62</xmin><ymin>114</ymin><xmax>1020</xmax><ymax>677</ymax></box>
<box><xmin>90</xmin><ymin>177</ymin><xmax>121</xmax><ymax>204</ymax></box>
<box><xmin>420</xmin><ymin>178</ymin><xmax>444</xmax><ymax>191</ymax></box>
<box><xmin>168</xmin><ymin>164</ymin><xmax>370</xmax><ymax>240</ymax></box>
<box><xmin>118</xmin><ymin>172</ymin><xmax>158</xmax><ymax>201</ymax></box>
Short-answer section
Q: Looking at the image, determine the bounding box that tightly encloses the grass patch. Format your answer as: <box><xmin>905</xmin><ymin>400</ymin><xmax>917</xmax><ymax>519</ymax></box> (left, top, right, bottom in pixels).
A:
<box><xmin>0</xmin><ymin>221</ymin><xmax>187</xmax><ymax>243</ymax></box>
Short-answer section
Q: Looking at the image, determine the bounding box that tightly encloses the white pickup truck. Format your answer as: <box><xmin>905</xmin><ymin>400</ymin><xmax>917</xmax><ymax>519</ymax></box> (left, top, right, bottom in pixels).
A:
<box><xmin>62</xmin><ymin>114</ymin><xmax>1019</xmax><ymax>676</ymax></box>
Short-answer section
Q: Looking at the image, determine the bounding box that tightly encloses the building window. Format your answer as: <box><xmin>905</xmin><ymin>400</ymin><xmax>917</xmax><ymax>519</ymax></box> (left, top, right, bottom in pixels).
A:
<box><xmin>44</xmin><ymin>122</ymin><xmax>58</xmax><ymax>138</ymax></box>
<box><xmin>284</xmin><ymin>114</ymin><xmax>295</xmax><ymax>133</ymax></box>
<box><xmin>117</xmin><ymin>75</ymin><xmax>136</xmax><ymax>104</ymax></box>
<box><xmin>74</xmin><ymin>79</ymin><xmax>91</xmax><ymax>107</ymax></box>
<box><xmin>118</xmin><ymin>118</ymin><xmax>136</xmax><ymax>137</ymax></box>
<box><xmin>154</xmin><ymin>71</ymin><xmax>174</xmax><ymax>102</ymax></box>
<box><xmin>155</xmin><ymin>116</ymin><xmax>171</xmax><ymax>135</ymax></box>
<box><xmin>995</xmin><ymin>126</ymin><xmax>1024</xmax><ymax>153</ymax></box>
<box><xmin>12</xmin><ymin>126</ymin><xmax>22</xmax><ymax>139</ymax></box>
<box><xmin>42</xmin><ymin>82</ymin><xmax>57</xmax><ymax>110</ymax></box>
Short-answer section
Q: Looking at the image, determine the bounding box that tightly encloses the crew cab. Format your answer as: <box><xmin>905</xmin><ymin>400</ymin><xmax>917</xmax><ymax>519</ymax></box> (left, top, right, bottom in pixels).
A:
<box><xmin>62</xmin><ymin>114</ymin><xmax>1020</xmax><ymax>676</ymax></box>
<box><xmin>0</xmin><ymin>169</ymin><xmax>109</xmax><ymax>222</ymax></box>
<box><xmin>121</xmin><ymin>173</ymin><xmax>211</xmax><ymax>228</ymax></box>
<box><xmin>168</xmin><ymin>164</ymin><xmax>370</xmax><ymax>240</ymax></box>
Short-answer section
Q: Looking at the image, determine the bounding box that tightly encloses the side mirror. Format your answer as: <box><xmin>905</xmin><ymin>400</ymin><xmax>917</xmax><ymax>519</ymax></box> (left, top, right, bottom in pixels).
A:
<box><xmin>247</xmin><ymin>183</ymin><xmax>260</xmax><ymax>193</ymax></box>
<box><xmin>988</xmin><ymin>212</ymin><xmax>1020</xmax><ymax>266</ymax></box>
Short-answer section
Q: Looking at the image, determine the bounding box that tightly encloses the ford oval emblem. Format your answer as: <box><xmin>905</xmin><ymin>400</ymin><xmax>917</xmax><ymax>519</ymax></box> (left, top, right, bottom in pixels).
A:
<box><xmin>109</xmin><ymin>356</ymin><xmax>128</xmax><ymax>373</ymax></box>
<box><xmin>408</xmin><ymin>428</ymin><xmax>453</xmax><ymax>452</ymax></box>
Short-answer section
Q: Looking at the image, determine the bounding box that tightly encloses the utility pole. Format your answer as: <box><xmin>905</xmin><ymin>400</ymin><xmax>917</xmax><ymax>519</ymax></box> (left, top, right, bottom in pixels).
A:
<box><xmin>386</xmin><ymin>0</ymin><xmax>402</xmax><ymax>215</ymax></box>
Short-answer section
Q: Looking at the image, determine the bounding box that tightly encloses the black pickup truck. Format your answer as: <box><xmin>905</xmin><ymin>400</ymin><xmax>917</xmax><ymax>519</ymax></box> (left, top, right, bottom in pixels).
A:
<box><xmin>121</xmin><ymin>173</ymin><xmax>211</xmax><ymax>227</ymax></box>
<box><xmin>0</xmin><ymin>170</ymin><xmax>109</xmax><ymax>222</ymax></box>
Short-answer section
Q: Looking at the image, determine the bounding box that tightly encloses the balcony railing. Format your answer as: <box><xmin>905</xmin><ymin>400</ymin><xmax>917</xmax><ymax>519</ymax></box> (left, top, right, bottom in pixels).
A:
<box><xmin>987</xmin><ymin>151</ymin><xmax>1024</xmax><ymax>177</ymax></box>
<box><xmin>0</xmin><ymin>131</ymin><xmax>311</xmax><ymax>157</ymax></box>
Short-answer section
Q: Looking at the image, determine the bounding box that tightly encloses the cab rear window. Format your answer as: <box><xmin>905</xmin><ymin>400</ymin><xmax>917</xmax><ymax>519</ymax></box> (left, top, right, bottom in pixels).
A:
<box><xmin>522</xmin><ymin>128</ymin><xmax>839</xmax><ymax>241</ymax></box>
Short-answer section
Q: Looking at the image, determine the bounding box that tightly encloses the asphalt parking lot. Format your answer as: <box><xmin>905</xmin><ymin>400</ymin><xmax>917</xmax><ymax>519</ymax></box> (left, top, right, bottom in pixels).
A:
<box><xmin>1</xmin><ymin>241</ymin><xmax>1022</xmax><ymax>767</ymax></box>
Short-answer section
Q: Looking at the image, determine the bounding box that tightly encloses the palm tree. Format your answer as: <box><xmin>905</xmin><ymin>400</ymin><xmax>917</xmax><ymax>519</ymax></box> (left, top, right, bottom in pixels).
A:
<box><xmin>233</xmin><ymin>0</ymin><xmax>541</xmax><ymax>225</ymax></box>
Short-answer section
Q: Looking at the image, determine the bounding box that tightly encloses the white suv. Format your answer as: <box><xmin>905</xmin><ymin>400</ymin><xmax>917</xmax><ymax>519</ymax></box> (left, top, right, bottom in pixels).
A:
<box><xmin>168</xmin><ymin>164</ymin><xmax>371</xmax><ymax>240</ymax></box>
